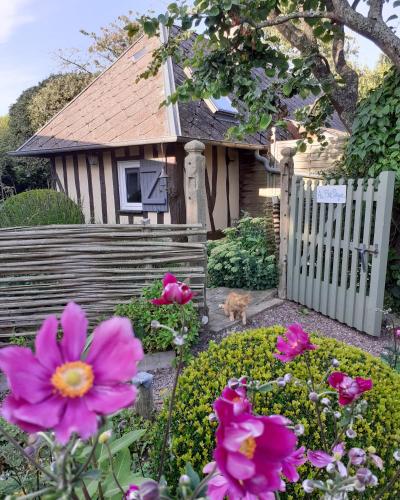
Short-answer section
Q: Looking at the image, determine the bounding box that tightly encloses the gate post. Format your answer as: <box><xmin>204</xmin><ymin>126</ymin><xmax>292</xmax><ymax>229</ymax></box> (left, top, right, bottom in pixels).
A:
<box><xmin>278</xmin><ymin>147</ymin><xmax>296</xmax><ymax>299</ymax></box>
<box><xmin>184</xmin><ymin>140</ymin><xmax>207</xmax><ymax>235</ymax></box>
<box><xmin>184</xmin><ymin>140</ymin><xmax>208</xmax><ymax>313</ymax></box>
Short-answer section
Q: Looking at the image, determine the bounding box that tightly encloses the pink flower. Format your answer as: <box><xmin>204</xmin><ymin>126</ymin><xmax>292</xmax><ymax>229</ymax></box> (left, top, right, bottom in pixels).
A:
<box><xmin>308</xmin><ymin>443</ymin><xmax>347</xmax><ymax>477</ymax></box>
<box><xmin>274</xmin><ymin>324</ymin><xmax>317</xmax><ymax>363</ymax></box>
<box><xmin>151</xmin><ymin>273</ymin><xmax>194</xmax><ymax>306</ymax></box>
<box><xmin>213</xmin><ymin>400</ymin><xmax>299</xmax><ymax>497</ymax></box>
<box><xmin>328</xmin><ymin>372</ymin><xmax>373</xmax><ymax>405</ymax></box>
<box><xmin>203</xmin><ymin>462</ymin><xmax>276</xmax><ymax>500</ymax></box>
<box><xmin>215</xmin><ymin>386</ymin><xmax>252</xmax><ymax>420</ymax></box>
<box><xmin>0</xmin><ymin>302</ymin><xmax>143</xmax><ymax>444</ymax></box>
<box><xmin>282</xmin><ymin>446</ymin><xmax>307</xmax><ymax>482</ymax></box>
<box><xmin>307</xmin><ymin>450</ymin><xmax>334</xmax><ymax>468</ymax></box>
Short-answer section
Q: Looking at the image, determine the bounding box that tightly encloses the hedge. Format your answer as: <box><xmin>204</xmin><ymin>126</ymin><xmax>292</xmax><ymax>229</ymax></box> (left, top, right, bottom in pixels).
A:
<box><xmin>153</xmin><ymin>327</ymin><xmax>400</xmax><ymax>498</ymax></box>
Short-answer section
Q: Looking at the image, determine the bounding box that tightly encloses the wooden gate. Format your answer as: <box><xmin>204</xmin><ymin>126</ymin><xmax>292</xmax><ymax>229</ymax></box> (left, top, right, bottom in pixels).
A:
<box><xmin>286</xmin><ymin>171</ymin><xmax>395</xmax><ymax>336</ymax></box>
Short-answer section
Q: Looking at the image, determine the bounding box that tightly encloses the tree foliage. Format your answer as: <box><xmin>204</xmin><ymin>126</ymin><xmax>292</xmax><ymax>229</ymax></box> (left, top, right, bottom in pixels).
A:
<box><xmin>134</xmin><ymin>0</ymin><xmax>400</xmax><ymax>137</ymax></box>
<box><xmin>1</xmin><ymin>73</ymin><xmax>94</xmax><ymax>193</ymax></box>
<box><xmin>358</xmin><ymin>55</ymin><xmax>392</xmax><ymax>100</ymax></box>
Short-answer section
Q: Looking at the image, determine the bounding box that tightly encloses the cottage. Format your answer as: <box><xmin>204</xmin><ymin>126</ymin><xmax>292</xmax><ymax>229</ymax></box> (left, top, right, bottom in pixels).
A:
<box><xmin>12</xmin><ymin>27</ymin><xmax>345</xmax><ymax>232</ymax></box>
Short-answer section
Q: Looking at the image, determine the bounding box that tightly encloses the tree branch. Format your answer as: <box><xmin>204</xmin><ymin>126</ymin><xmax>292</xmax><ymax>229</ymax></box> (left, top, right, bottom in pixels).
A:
<box><xmin>242</xmin><ymin>10</ymin><xmax>337</xmax><ymax>29</ymax></box>
<box><xmin>56</xmin><ymin>53</ymin><xmax>93</xmax><ymax>74</ymax></box>
<box><xmin>368</xmin><ymin>0</ymin><xmax>384</xmax><ymax>20</ymax></box>
<box><xmin>351</xmin><ymin>0</ymin><xmax>361</xmax><ymax>10</ymax></box>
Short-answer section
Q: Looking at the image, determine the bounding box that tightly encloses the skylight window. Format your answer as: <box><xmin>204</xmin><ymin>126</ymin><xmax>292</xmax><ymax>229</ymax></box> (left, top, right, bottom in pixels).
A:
<box><xmin>132</xmin><ymin>48</ymin><xmax>147</xmax><ymax>63</ymax></box>
<box><xmin>208</xmin><ymin>96</ymin><xmax>238</xmax><ymax>115</ymax></box>
<box><xmin>183</xmin><ymin>67</ymin><xmax>238</xmax><ymax>116</ymax></box>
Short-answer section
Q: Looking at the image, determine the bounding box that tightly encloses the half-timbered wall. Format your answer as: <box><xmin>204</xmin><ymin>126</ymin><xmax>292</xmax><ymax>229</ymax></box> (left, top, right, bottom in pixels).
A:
<box><xmin>53</xmin><ymin>143</ymin><xmax>186</xmax><ymax>225</ymax></box>
<box><xmin>204</xmin><ymin>144</ymin><xmax>240</xmax><ymax>232</ymax></box>
<box><xmin>53</xmin><ymin>142</ymin><xmax>241</xmax><ymax>231</ymax></box>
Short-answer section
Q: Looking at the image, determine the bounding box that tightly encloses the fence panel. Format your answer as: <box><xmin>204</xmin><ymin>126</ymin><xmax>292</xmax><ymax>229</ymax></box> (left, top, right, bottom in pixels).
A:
<box><xmin>286</xmin><ymin>171</ymin><xmax>394</xmax><ymax>336</ymax></box>
<box><xmin>0</xmin><ymin>224</ymin><xmax>207</xmax><ymax>337</ymax></box>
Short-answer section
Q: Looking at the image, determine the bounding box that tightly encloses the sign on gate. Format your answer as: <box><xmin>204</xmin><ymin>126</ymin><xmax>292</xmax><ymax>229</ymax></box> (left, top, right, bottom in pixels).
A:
<box><xmin>316</xmin><ymin>185</ymin><xmax>347</xmax><ymax>204</ymax></box>
<box><xmin>286</xmin><ymin>172</ymin><xmax>395</xmax><ymax>336</ymax></box>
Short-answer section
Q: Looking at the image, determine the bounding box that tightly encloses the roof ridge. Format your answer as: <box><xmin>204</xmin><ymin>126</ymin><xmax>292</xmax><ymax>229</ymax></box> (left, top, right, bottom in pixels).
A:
<box><xmin>16</xmin><ymin>34</ymin><xmax>148</xmax><ymax>153</ymax></box>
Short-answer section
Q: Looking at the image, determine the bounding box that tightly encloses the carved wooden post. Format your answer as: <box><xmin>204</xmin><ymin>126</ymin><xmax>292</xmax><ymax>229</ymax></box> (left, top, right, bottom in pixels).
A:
<box><xmin>278</xmin><ymin>147</ymin><xmax>296</xmax><ymax>299</ymax></box>
<box><xmin>184</xmin><ymin>140</ymin><xmax>207</xmax><ymax>234</ymax></box>
<box><xmin>132</xmin><ymin>371</ymin><xmax>154</xmax><ymax>420</ymax></box>
<box><xmin>184</xmin><ymin>140</ymin><xmax>208</xmax><ymax>313</ymax></box>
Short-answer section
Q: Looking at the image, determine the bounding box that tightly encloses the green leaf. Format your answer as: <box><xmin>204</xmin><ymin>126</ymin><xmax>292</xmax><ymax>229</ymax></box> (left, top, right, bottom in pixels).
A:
<box><xmin>185</xmin><ymin>462</ymin><xmax>201</xmax><ymax>488</ymax></box>
<box><xmin>98</xmin><ymin>429</ymin><xmax>146</xmax><ymax>464</ymax></box>
<box><xmin>259</xmin><ymin>113</ymin><xmax>272</xmax><ymax>130</ymax></box>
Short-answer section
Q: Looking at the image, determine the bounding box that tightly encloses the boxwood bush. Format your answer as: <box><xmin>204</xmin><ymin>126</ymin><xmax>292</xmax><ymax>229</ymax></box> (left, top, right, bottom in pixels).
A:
<box><xmin>153</xmin><ymin>327</ymin><xmax>400</xmax><ymax>498</ymax></box>
<box><xmin>115</xmin><ymin>280</ymin><xmax>200</xmax><ymax>353</ymax></box>
<box><xmin>207</xmin><ymin>216</ymin><xmax>277</xmax><ymax>289</ymax></box>
<box><xmin>0</xmin><ymin>189</ymin><xmax>85</xmax><ymax>227</ymax></box>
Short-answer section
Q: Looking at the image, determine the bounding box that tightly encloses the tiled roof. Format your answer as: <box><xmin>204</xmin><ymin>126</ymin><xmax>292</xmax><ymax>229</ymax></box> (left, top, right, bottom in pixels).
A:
<box><xmin>15</xmin><ymin>29</ymin><xmax>345</xmax><ymax>156</ymax></box>
<box><xmin>15</xmin><ymin>36</ymin><xmax>172</xmax><ymax>155</ymax></box>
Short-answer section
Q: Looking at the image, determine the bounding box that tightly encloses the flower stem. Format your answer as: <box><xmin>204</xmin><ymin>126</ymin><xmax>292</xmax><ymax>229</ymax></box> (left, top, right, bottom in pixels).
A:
<box><xmin>157</xmin><ymin>343</ymin><xmax>184</xmax><ymax>480</ymax></box>
<box><xmin>304</xmin><ymin>352</ymin><xmax>328</xmax><ymax>452</ymax></box>
<box><xmin>73</xmin><ymin>432</ymin><xmax>100</xmax><ymax>481</ymax></box>
<box><xmin>17</xmin><ymin>487</ymin><xmax>54</xmax><ymax>499</ymax></box>
<box><xmin>189</xmin><ymin>465</ymin><xmax>217</xmax><ymax>499</ymax></box>
<box><xmin>105</xmin><ymin>442</ymin><xmax>126</xmax><ymax>495</ymax></box>
<box><xmin>0</xmin><ymin>425</ymin><xmax>57</xmax><ymax>481</ymax></box>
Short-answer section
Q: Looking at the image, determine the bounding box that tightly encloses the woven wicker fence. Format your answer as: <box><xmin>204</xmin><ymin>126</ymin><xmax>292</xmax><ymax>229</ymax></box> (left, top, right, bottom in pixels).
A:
<box><xmin>0</xmin><ymin>224</ymin><xmax>207</xmax><ymax>337</ymax></box>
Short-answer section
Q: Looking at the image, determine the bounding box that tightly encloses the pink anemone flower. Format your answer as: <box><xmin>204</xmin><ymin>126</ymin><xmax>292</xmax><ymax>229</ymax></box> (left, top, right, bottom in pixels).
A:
<box><xmin>203</xmin><ymin>462</ymin><xmax>278</xmax><ymax>500</ymax></box>
<box><xmin>274</xmin><ymin>324</ymin><xmax>317</xmax><ymax>363</ymax></box>
<box><xmin>308</xmin><ymin>443</ymin><xmax>347</xmax><ymax>477</ymax></box>
<box><xmin>0</xmin><ymin>302</ymin><xmax>143</xmax><ymax>444</ymax></box>
<box><xmin>328</xmin><ymin>372</ymin><xmax>373</xmax><ymax>406</ymax></box>
<box><xmin>151</xmin><ymin>273</ymin><xmax>194</xmax><ymax>306</ymax></box>
<box><xmin>215</xmin><ymin>385</ymin><xmax>252</xmax><ymax>420</ymax></box>
<box><xmin>213</xmin><ymin>405</ymin><xmax>299</xmax><ymax>497</ymax></box>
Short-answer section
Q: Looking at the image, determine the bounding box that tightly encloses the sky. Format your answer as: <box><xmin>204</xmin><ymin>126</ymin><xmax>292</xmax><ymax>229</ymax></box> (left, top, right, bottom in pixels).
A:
<box><xmin>0</xmin><ymin>0</ymin><xmax>395</xmax><ymax>116</ymax></box>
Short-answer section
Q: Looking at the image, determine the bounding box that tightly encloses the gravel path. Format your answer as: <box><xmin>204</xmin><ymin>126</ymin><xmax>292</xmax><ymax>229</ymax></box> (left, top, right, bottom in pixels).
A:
<box><xmin>150</xmin><ymin>300</ymin><xmax>393</xmax><ymax>408</ymax></box>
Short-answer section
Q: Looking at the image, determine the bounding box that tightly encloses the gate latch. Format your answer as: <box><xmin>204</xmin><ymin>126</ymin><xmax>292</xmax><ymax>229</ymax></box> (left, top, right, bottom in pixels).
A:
<box><xmin>354</xmin><ymin>244</ymin><xmax>379</xmax><ymax>272</ymax></box>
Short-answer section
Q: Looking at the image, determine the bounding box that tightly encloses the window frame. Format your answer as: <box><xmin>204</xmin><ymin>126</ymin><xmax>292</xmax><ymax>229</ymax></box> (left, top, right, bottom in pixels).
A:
<box><xmin>117</xmin><ymin>161</ymin><xmax>143</xmax><ymax>212</ymax></box>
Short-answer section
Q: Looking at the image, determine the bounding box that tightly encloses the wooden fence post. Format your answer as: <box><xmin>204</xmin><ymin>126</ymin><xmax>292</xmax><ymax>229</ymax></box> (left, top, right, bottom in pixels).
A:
<box><xmin>278</xmin><ymin>147</ymin><xmax>296</xmax><ymax>299</ymax></box>
<box><xmin>184</xmin><ymin>140</ymin><xmax>207</xmax><ymax>234</ymax></box>
<box><xmin>184</xmin><ymin>140</ymin><xmax>208</xmax><ymax>313</ymax></box>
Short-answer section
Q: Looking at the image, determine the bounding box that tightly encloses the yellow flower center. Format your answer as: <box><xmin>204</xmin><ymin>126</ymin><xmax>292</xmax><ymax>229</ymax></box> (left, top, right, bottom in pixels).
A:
<box><xmin>239</xmin><ymin>437</ymin><xmax>256</xmax><ymax>459</ymax></box>
<box><xmin>51</xmin><ymin>361</ymin><xmax>94</xmax><ymax>398</ymax></box>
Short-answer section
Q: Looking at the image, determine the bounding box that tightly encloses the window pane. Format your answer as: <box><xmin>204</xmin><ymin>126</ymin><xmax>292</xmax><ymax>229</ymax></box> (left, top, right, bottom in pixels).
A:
<box><xmin>126</xmin><ymin>169</ymin><xmax>141</xmax><ymax>203</ymax></box>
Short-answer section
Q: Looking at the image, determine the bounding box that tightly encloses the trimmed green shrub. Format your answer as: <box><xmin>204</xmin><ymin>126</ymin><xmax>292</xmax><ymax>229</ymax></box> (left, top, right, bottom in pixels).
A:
<box><xmin>154</xmin><ymin>327</ymin><xmax>400</xmax><ymax>498</ymax></box>
<box><xmin>115</xmin><ymin>280</ymin><xmax>200</xmax><ymax>353</ymax></box>
<box><xmin>0</xmin><ymin>189</ymin><xmax>84</xmax><ymax>227</ymax></box>
<box><xmin>207</xmin><ymin>216</ymin><xmax>277</xmax><ymax>289</ymax></box>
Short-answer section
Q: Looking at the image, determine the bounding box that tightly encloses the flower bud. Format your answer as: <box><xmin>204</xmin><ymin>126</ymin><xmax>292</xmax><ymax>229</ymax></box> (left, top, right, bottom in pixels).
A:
<box><xmin>346</xmin><ymin>428</ymin><xmax>357</xmax><ymax>439</ymax></box>
<box><xmin>326</xmin><ymin>463</ymin><xmax>336</xmax><ymax>474</ymax></box>
<box><xmin>302</xmin><ymin>479</ymin><xmax>315</xmax><ymax>493</ymax></box>
<box><xmin>356</xmin><ymin>468</ymin><xmax>373</xmax><ymax>485</ymax></box>
<box><xmin>276</xmin><ymin>377</ymin><xmax>286</xmax><ymax>387</ymax></box>
<box><xmin>349</xmin><ymin>448</ymin><xmax>366</xmax><ymax>465</ymax></box>
<box><xmin>393</xmin><ymin>449</ymin><xmax>400</xmax><ymax>461</ymax></box>
<box><xmin>173</xmin><ymin>335</ymin><xmax>185</xmax><ymax>346</ymax></box>
<box><xmin>98</xmin><ymin>430</ymin><xmax>112</xmax><ymax>444</ymax></box>
<box><xmin>331</xmin><ymin>358</ymin><xmax>340</xmax><ymax>367</ymax></box>
<box><xmin>183</xmin><ymin>326</ymin><xmax>188</xmax><ymax>334</ymax></box>
<box><xmin>321</xmin><ymin>397</ymin><xmax>330</xmax><ymax>406</ymax></box>
<box><xmin>208</xmin><ymin>412</ymin><xmax>217</xmax><ymax>423</ymax></box>
<box><xmin>201</xmin><ymin>315</ymin><xmax>209</xmax><ymax>325</ymax></box>
<box><xmin>294</xmin><ymin>424</ymin><xmax>304</xmax><ymax>436</ymax></box>
<box><xmin>151</xmin><ymin>320</ymin><xmax>160</xmax><ymax>329</ymax></box>
<box><xmin>140</xmin><ymin>480</ymin><xmax>160</xmax><ymax>500</ymax></box>
<box><xmin>322</xmin><ymin>407</ymin><xmax>330</xmax><ymax>414</ymax></box>
<box><xmin>179</xmin><ymin>474</ymin><xmax>191</xmax><ymax>486</ymax></box>
<box><xmin>23</xmin><ymin>446</ymin><xmax>36</xmax><ymax>458</ymax></box>
<box><xmin>334</xmin><ymin>411</ymin><xmax>341</xmax><ymax>419</ymax></box>
<box><xmin>309</xmin><ymin>392</ymin><xmax>318</xmax><ymax>402</ymax></box>
<box><xmin>283</xmin><ymin>373</ymin><xmax>292</xmax><ymax>383</ymax></box>
<box><xmin>228</xmin><ymin>378</ymin><xmax>240</xmax><ymax>390</ymax></box>
<box><xmin>367</xmin><ymin>446</ymin><xmax>376</xmax><ymax>454</ymax></box>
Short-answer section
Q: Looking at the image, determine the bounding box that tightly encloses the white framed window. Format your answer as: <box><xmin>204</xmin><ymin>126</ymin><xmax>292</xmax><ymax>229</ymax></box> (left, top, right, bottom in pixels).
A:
<box><xmin>118</xmin><ymin>161</ymin><xmax>143</xmax><ymax>211</ymax></box>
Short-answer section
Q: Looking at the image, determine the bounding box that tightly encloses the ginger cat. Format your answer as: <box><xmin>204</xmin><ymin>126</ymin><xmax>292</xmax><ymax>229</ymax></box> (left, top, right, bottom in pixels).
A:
<box><xmin>220</xmin><ymin>292</ymin><xmax>251</xmax><ymax>325</ymax></box>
